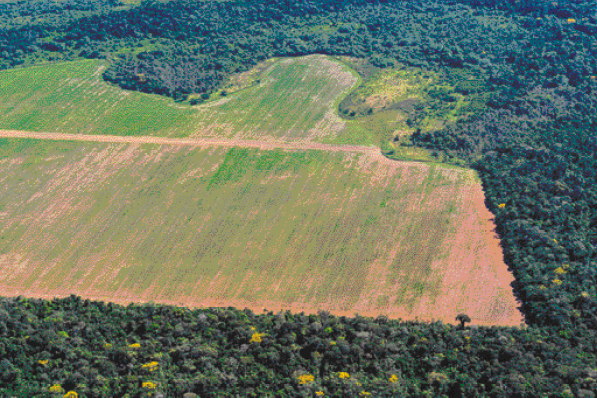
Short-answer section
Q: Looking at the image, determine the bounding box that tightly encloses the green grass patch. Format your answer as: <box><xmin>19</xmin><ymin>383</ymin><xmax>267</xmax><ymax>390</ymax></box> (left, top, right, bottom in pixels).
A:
<box><xmin>0</xmin><ymin>60</ymin><xmax>195</xmax><ymax>136</ymax></box>
<box><xmin>338</xmin><ymin>61</ymin><xmax>489</xmax><ymax>133</ymax></box>
<box><xmin>0</xmin><ymin>55</ymin><xmax>366</xmax><ymax>143</ymax></box>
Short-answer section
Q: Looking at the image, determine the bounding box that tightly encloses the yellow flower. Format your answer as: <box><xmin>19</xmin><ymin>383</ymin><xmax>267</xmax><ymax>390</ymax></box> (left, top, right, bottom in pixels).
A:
<box><xmin>389</xmin><ymin>374</ymin><xmax>399</xmax><ymax>383</ymax></box>
<box><xmin>141</xmin><ymin>361</ymin><xmax>159</xmax><ymax>372</ymax></box>
<box><xmin>552</xmin><ymin>279</ymin><xmax>562</xmax><ymax>286</ymax></box>
<box><xmin>250</xmin><ymin>332</ymin><xmax>266</xmax><ymax>343</ymax></box>
<box><xmin>128</xmin><ymin>343</ymin><xmax>141</xmax><ymax>349</ymax></box>
<box><xmin>315</xmin><ymin>392</ymin><xmax>324</xmax><ymax>396</ymax></box>
<box><xmin>553</xmin><ymin>239</ymin><xmax>558</xmax><ymax>243</ymax></box>
<box><xmin>141</xmin><ymin>361</ymin><xmax>160</xmax><ymax>372</ymax></box>
<box><xmin>567</xmin><ymin>18</ymin><xmax>576</xmax><ymax>23</ymax></box>
<box><xmin>104</xmin><ymin>343</ymin><xmax>112</xmax><ymax>349</ymax></box>
<box><xmin>142</xmin><ymin>381</ymin><xmax>157</xmax><ymax>389</ymax></box>
<box><xmin>539</xmin><ymin>285</ymin><xmax>547</xmax><ymax>290</ymax></box>
<box><xmin>63</xmin><ymin>392</ymin><xmax>78</xmax><ymax>398</ymax></box>
<box><xmin>297</xmin><ymin>374</ymin><xmax>314</xmax><ymax>385</ymax></box>
<box><xmin>498</xmin><ymin>203</ymin><xmax>506</xmax><ymax>208</ymax></box>
<box><xmin>360</xmin><ymin>392</ymin><xmax>371</xmax><ymax>396</ymax></box>
<box><xmin>338</xmin><ymin>372</ymin><xmax>350</xmax><ymax>379</ymax></box>
<box><xmin>554</xmin><ymin>267</ymin><xmax>566</xmax><ymax>275</ymax></box>
<box><xmin>329</xmin><ymin>341</ymin><xmax>336</xmax><ymax>345</ymax></box>
<box><xmin>49</xmin><ymin>384</ymin><xmax>63</xmax><ymax>393</ymax></box>
<box><xmin>38</xmin><ymin>359</ymin><xmax>49</xmax><ymax>365</ymax></box>
<box><xmin>249</xmin><ymin>326</ymin><xmax>256</xmax><ymax>331</ymax></box>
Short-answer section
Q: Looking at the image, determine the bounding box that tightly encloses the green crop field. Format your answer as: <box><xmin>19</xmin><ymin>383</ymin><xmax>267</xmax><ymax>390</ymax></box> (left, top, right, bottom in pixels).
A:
<box><xmin>0</xmin><ymin>55</ymin><xmax>380</xmax><ymax>143</ymax></box>
<box><xmin>0</xmin><ymin>138</ymin><xmax>520</xmax><ymax>325</ymax></box>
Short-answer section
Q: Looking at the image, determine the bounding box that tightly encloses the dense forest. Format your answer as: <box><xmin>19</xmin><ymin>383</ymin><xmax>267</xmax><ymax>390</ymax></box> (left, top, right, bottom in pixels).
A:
<box><xmin>1</xmin><ymin>0</ymin><xmax>597</xmax><ymax>396</ymax></box>
<box><xmin>1</xmin><ymin>295</ymin><xmax>596</xmax><ymax>397</ymax></box>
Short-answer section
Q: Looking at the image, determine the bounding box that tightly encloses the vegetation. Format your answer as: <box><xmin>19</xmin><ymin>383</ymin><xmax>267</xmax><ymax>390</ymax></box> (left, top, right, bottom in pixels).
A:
<box><xmin>338</xmin><ymin>58</ymin><xmax>488</xmax><ymax>133</ymax></box>
<box><xmin>0</xmin><ymin>55</ymin><xmax>367</xmax><ymax>143</ymax></box>
<box><xmin>0</xmin><ymin>60</ymin><xmax>195</xmax><ymax>137</ymax></box>
<box><xmin>0</xmin><ymin>138</ymin><xmax>513</xmax><ymax>325</ymax></box>
<box><xmin>2</xmin><ymin>0</ymin><xmax>597</xmax><ymax>395</ymax></box>
<box><xmin>0</xmin><ymin>295</ymin><xmax>595</xmax><ymax>397</ymax></box>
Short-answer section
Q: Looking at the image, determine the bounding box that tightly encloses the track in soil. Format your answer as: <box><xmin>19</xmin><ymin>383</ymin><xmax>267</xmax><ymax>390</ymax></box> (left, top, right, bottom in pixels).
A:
<box><xmin>0</xmin><ymin>129</ymin><xmax>398</xmax><ymax>163</ymax></box>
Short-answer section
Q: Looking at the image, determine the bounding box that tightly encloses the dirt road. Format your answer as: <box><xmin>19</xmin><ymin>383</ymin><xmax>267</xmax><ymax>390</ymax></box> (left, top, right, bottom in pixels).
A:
<box><xmin>0</xmin><ymin>129</ymin><xmax>404</xmax><ymax>164</ymax></box>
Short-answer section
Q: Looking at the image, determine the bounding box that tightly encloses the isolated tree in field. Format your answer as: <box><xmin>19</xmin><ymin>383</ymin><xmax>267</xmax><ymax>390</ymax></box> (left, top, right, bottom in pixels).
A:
<box><xmin>456</xmin><ymin>313</ymin><xmax>471</xmax><ymax>329</ymax></box>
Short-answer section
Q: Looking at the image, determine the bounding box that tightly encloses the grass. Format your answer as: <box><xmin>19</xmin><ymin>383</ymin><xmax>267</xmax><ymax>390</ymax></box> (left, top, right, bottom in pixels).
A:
<box><xmin>190</xmin><ymin>55</ymin><xmax>359</xmax><ymax>141</ymax></box>
<box><xmin>0</xmin><ymin>60</ymin><xmax>195</xmax><ymax>136</ymax></box>
<box><xmin>0</xmin><ymin>55</ymin><xmax>367</xmax><ymax>143</ymax></box>
<box><xmin>0</xmin><ymin>54</ymin><xmax>489</xmax><ymax>161</ymax></box>
<box><xmin>330</xmin><ymin>58</ymin><xmax>490</xmax><ymax>161</ymax></box>
<box><xmin>337</xmin><ymin>60</ymin><xmax>489</xmax><ymax>134</ymax></box>
<box><xmin>0</xmin><ymin>138</ymin><xmax>518</xmax><ymax>324</ymax></box>
<box><xmin>0</xmin><ymin>54</ymin><xmax>464</xmax><ymax>150</ymax></box>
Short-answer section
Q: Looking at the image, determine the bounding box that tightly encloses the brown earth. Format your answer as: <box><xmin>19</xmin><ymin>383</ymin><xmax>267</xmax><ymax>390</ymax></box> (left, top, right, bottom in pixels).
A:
<box><xmin>0</xmin><ymin>129</ymin><xmax>523</xmax><ymax>327</ymax></box>
<box><xmin>0</xmin><ymin>129</ymin><xmax>382</xmax><ymax>157</ymax></box>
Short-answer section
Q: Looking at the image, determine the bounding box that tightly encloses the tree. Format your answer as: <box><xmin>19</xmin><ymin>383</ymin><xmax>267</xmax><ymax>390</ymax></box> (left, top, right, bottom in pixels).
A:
<box><xmin>456</xmin><ymin>314</ymin><xmax>471</xmax><ymax>329</ymax></box>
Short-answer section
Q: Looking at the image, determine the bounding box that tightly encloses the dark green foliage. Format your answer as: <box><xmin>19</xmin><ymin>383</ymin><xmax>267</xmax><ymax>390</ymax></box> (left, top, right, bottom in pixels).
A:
<box><xmin>0</xmin><ymin>296</ymin><xmax>595</xmax><ymax>397</ymax></box>
<box><xmin>3</xmin><ymin>0</ymin><xmax>592</xmax><ymax>102</ymax></box>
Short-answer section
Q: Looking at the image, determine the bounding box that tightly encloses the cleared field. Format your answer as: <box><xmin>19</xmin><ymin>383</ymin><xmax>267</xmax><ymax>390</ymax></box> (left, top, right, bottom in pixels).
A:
<box><xmin>0</xmin><ymin>138</ymin><xmax>521</xmax><ymax>325</ymax></box>
<box><xmin>0</xmin><ymin>55</ymin><xmax>367</xmax><ymax>142</ymax></box>
<box><xmin>0</xmin><ymin>60</ymin><xmax>195</xmax><ymax>136</ymax></box>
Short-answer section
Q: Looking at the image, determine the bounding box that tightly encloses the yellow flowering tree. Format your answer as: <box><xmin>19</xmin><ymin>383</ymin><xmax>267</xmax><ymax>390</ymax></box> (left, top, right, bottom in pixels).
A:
<box><xmin>49</xmin><ymin>384</ymin><xmax>63</xmax><ymax>393</ymax></box>
<box><xmin>297</xmin><ymin>373</ymin><xmax>314</xmax><ymax>385</ymax></box>
<box><xmin>554</xmin><ymin>267</ymin><xmax>566</xmax><ymax>275</ymax></box>
<box><xmin>141</xmin><ymin>361</ymin><xmax>159</xmax><ymax>372</ymax></box>
<box><xmin>249</xmin><ymin>332</ymin><xmax>266</xmax><ymax>343</ymax></box>
<box><xmin>337</xmin><ymin>372</ymin><xmax>350</xmax><ymax>379</ymax></box>
<box><xmin>142</xmin><ymin>381</ymin><xmax>157</xmax><ymax>389</ymax></box>
<box><xmin>63</xmin><ymin>392</ymin><xmax>78</xmax><ymax>398</ymax></box>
